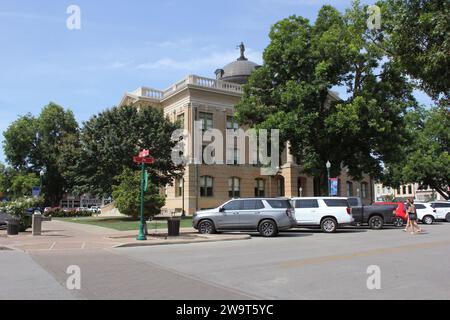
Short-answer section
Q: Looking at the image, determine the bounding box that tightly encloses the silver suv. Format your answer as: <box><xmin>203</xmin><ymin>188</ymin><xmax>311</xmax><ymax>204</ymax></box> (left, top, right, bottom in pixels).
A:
<box><xmin>193</xmin><ymin>198</ymin><xmax>296</xmax><ymax>237</ymax></box>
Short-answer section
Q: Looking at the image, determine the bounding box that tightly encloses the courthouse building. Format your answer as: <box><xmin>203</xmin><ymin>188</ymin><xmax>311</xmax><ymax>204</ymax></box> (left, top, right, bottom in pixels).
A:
<box><xmin>119</xmin><ymin>44</ymin><xmax>373</xmax><ymax>215</ymax></box>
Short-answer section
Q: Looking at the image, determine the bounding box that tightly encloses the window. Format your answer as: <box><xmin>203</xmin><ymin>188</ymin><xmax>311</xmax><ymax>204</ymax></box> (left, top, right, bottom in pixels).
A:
<box><xmin>432</xmin><ymin>203</ymin><xmax>450</xmax><ymax>208</ymax></box>
<box><xmin>255</xmin><ymin>179</ymin><xmax>265</xmax><ymax>197</ymax></box>
<box><xmin>408</xmin><ymin>185</ymin><xmax>413</xmax><ymax>194</ymax></box>
<box><xmin>415</xmin><ymin>204</ymin><xmax>426</xmax><ymax>209</ymax></box>
<box><xmin>226</xmin><ymin>116</ymin><xmax>239</xmax><ymax>130</ymax></box>
<box><xmin>361</xmin><ymin>182</ymin><xmax>368</xmax><ymax>198</ymax></box>
<box><xmin>295</xmin><ymin>199</ymin><xmax>319</xmax><ymax>209</ymax></box>
<box><xmin>347</xmin><ymin>198</ymin><xmax>359</xmax><ymax>207</ymax></box>
<box><xmin>277</xmin><ymin>176</ymin><xmax>285</xmax><ymax>197</ymax></box>
<box><xmin>242</xmin><ymin>200</ymin><xmax>265</xmax><ymax>210</ymax></box>
<box><xmin>402</xmin><ymin>186</ymin><xmax>407</xmax><ymax>194</ymax></box>
<box><xmin>266</xmin><ymin>199</ymin><xmax>292</xmax><ymax>209</ymax></box>
<box><xmin>346</xmin><ymin>182</ymin><xmax>353</xmax><ymax>197</ymax></box>
<box><xmin>228</xmin><ymin>177</ymin><xmax>241</xmax><ymax>198</ymax></box>
<box><xmin>177</xmin><ymin>113</ymin><xmax>185</xmax><ymax>129</ymax></box>
<box><xmin>200</xmin><ymin>176</ymin><xmax>213</xmax><ymax>197</ymax></box>
<box><xmin>223</xmin><ymin>200</ymin><xmax>240</xmax><ymax>211</ymax></box>
<box><xmin>324</xmin><ymin>199</ymin><xmax>350</xmax><ymax>207</ymax></box>
<box><xmin>199</xmin><ymin>112</ymin><xmax>213</xmax><ymax>131</ymax></box>
<box><xmin>175</xmin><ymin>178</ymin><xmax>183</xmax><ymax>197</ymax></box>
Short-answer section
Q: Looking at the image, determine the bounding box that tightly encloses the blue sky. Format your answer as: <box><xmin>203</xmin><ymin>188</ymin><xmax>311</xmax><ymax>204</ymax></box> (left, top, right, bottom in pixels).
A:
<box><xmin>0</xmin><ymin>0</ymin><xmax>433</xmax><ymax>163</ymax></box>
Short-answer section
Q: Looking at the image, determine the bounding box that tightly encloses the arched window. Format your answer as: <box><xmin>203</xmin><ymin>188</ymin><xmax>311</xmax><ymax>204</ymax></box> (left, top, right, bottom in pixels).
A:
<box><xmin>255</xmin><ymin>179</ymin><xmax>265</xmax><ymax>197</ymax></box>
<box><xmin>346</xmin><ymin>181</ymin><xmax>353</xmax><ymax>197</ymax></box>
<box><xmin>277</xmin><ymin>176</ymin><xmax>285</xmax><ymax>197</ymax></box>
<box><xmin>200</xmin><ymin>176</ymin><xmax>214</xmax><ymax>197</ymax></box>
<box><xmin>228</xmin><ymin>177</ymin><xmax>241</xmax><ymax>198</ymax></box>
<box><xmin>361</xmin><ymin>182</ymin><xmax>369</xmax><ymax>199</ymax></box>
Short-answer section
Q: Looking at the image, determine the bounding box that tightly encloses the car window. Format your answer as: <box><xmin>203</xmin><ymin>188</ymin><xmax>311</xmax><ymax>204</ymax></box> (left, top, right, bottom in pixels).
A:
<box><xmin>435</xmin><ymin>203</ymin><xmax>450</xmax><ymax>208</ymax></box>
<box><xmin>223</xmin><ymin>200</ymin><xmax>240</xmax><ymax>211</ymax></box>
<box><xmin>347</xmin><ymin>198</ymin><xmax>359</xmax><ymax>207</ymax></box>
<box><xmin>415</xmin><ymin>204</ymin><xmax>426</xmax><ymax>209</ymax></box>
<box><xmin>254</xmin><ymin>200</ymin><xmax>265</xmax><ymax>210</ymax></box>
<box><xmin>295</xmin><ymin>199</ymin><xmax>319</xmax><ymax>208</ymax></box>
<box><xmin>241</xmin><ymin>200</ymin><xmax>265</xmax><ymax>210</ymax></box>
<box><xmin>323</xmin><ymin>199</ymin><xmax>349</xmax><ymax>207</ymax></box>
<box><xmin>266</xmin><ymin>200</ymin><xmax>292</xmax><ymax>209</ymax></box>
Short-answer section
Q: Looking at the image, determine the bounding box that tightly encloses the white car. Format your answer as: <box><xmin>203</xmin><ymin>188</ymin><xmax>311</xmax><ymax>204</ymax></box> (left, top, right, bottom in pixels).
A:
<box><xmin>430</xmin><ymin>201</ymin><xmax>450</xmax><ymax>222</ymax></box>
<box><xmin>414</xmin><ymin>202</ymin><xmax>437</xmax><ymax>225</ymax></box>
<box><xmin>291</xmin><ymin>197</ymin><xmax>353</xmax><ymax>233</ymax></box>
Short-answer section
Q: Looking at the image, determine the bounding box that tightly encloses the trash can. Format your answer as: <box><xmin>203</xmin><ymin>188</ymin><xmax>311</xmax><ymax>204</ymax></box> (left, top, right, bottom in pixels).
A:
<box><xmin>6</xmin><ymin>218</ymin><xmax>20</xmax><ymax>236</ymax></box>
<box><xmin>167</xmin><ymin>218</ymin><xmax>181</xmax><ymax>237</ymax></box>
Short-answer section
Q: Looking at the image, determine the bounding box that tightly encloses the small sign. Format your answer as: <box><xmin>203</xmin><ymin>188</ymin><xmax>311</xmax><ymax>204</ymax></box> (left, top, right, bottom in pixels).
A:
<box><xmin>330</xmin><ymin>178</ymin><xmax>338</xmax><ymax>196</ymax></box>
<box><xmin>133</xmin><ymin>156</ymin><xmax>155</xmax><ymax>164</ymax></box>
<box><xmin>32</xmin><ymin>186</ymin><xmax>41</xmax><ymax>198</ymax></box>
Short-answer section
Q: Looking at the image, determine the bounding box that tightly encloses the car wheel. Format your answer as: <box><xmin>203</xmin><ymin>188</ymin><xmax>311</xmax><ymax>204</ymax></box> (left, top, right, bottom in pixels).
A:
<box><xmin>198</xmin><ymin>220</ymin><xmax>216</xmax><ymax>235</ymax></box>
<box><xmin>393</xmin><ymin>217</ymin><xmax>404</xmax><ymax>228</ymax></box>
<box><xmin>321</xmin><ymin>218</ymin><xmax>337</xmax><ymax>233</ymax></box>
<box><xmin>446</xmin><ymin>213</ymin><xmax>450</xmax><ymax>223</ymax></box>
<box><xmin>422</xmin><ymin>215</ymin><xmax>434</xmax><ymax>225</ymax></box>
<box><xmin>369</xmin><ymin>216</ymin><xmax>384</xmax><ymax>230</ymax></box>
<box><xmin>258</xmin><ymin>220</ymin><xmax>278</xmax><ymax>237</ymax></box>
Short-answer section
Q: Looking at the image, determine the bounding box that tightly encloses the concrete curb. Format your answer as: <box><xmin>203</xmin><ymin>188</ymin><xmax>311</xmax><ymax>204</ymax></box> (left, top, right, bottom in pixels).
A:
<box><xmin>112</xmin><ymin>234</ymin><xmax>251</xmax><ymax>248</ymax></box>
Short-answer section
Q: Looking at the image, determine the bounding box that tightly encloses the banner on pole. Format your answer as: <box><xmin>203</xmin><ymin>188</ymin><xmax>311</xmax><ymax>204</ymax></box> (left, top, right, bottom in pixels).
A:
<box><xmin>330</xmin><ymin>178</ymin><xmax>338</xmax><ymax>196</ymax></box>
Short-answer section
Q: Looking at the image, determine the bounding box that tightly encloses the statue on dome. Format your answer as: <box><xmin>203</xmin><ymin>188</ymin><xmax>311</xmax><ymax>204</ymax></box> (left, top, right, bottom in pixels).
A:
<box><xmin>237</xmin><ymin>42</ymin><xmax>247</xmax><ymax>60</ymax></box>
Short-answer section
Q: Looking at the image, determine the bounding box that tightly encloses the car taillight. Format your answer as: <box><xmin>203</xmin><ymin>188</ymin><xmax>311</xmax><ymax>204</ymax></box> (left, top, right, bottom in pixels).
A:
<box><xmin>286</xmin><ymin>208</ymin><xmax>294</xmax><ymax>217</ymax></box>
<box><xmin>346</xmin><ymin>207</ymin><xmax>352</xmax><ymax>215</ymax></box>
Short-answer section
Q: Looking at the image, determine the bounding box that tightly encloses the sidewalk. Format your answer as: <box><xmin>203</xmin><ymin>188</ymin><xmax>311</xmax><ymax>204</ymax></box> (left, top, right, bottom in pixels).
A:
<box><xmin>0</xmin><ymin>219</ymin><xmax>251</xmax><ymax>252</ymax></box>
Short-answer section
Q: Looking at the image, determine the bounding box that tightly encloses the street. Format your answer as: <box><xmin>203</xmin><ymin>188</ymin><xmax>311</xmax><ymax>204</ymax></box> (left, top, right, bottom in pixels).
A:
<box><xmin>1</xmin><ymin>222</ymin><xmax>450</xmax><ymax>300</ymax></box>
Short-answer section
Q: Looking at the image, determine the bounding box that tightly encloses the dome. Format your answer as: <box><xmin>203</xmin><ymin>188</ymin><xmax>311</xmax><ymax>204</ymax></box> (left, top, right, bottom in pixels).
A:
<box><xmin>215</xmin><ymin>42</ymin><xmax>260</xmax><ymax>84</ymax></box>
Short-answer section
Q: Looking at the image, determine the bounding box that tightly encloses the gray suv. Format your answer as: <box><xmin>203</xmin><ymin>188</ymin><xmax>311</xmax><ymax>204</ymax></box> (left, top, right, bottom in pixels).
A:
<box><xmin>192</xmin><ymin>198</ymin><xmax>296</xmax><ymax>237</ymax></box>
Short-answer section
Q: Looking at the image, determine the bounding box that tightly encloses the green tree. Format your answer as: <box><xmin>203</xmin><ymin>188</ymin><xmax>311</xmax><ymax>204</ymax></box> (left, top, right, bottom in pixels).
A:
<box><xmin>10</xmin><ymin>172</ymin><xmax>40</xmax><ymax>198</ymax></box>
<box><xmin>384</xmin><ymin>107</ymin><xmax>450</xmax><ymax>199</ymax></box>
<box><xmin>235</xmin><ymin>2</ymin><xmax>415</xmax><ymax>192</ymax></box>
<box><xmin>2</xmin><ymin>103</ymin><xmax>80</xmax><ymax>205</ymax></box>
<box><xmin>112</xmin><ymin>167</ymin><xmax>165</xmax><ymax>219</ymax></box>
<box><xmin>383</xmin><ymin>0</ymin><xmax>450</xmax><ymax>102</ymax></box>
<box><xmin>74</xmin><ymin>105</ymin><xmax>183</xmax><ymax>196</ymax></box>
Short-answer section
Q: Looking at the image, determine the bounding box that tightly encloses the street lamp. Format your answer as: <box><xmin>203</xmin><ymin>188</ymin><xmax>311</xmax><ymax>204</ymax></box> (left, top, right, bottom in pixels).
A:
<box><xmin>326</xmin><ymin>161</ymin><xmax>331</xmax><ymax>197</ymax></box>
<box><xmin>39</xmin><ymin>168</ymin><xmax>46</xmax><ymax>189</ymax></box>
<box><xmin>299</xmin><ymin>187</ymin><xmax>303</xmax><ymax>197</ymax></box>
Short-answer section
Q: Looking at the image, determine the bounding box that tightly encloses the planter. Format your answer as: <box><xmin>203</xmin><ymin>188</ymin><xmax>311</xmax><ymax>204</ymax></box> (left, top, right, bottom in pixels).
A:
<box><xmin>167</xmin><ymin>218</ymin><xmax>181</xmax><ymax>237</ymax></box>
<box><xmin>6</xmin><ymin>217</ymin><xmax>20</xmax><ymax>235</ymax></box>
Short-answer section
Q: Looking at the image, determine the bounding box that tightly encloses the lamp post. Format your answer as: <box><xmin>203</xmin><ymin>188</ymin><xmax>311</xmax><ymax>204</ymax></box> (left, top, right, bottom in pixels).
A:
<box><xmin>326</xmin><ymin>161</ymin><xmax>331</xmax><ymax>197</ymax></box>
<box><xmin>39</xmin><ymin>169</ymin><xmax>45</xmax><ymax>188</ymax></box>
<box><xmin>133</xmin><ymin>150</ymin><xmax>154</xmax><ymax>241</ymax></box>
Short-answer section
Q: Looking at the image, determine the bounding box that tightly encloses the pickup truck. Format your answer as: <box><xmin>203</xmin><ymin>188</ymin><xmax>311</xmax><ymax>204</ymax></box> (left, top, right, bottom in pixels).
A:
<box><xmin>347</xmin><ymin>197</ymin><xmax>401</xmax><ymax>229</ymax></box>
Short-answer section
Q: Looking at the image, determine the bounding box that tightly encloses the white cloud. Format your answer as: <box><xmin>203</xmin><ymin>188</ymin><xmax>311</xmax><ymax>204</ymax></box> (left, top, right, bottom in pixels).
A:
<box><xmin>136</xmin><ymin>48</ymin><xmax>263</xmax><ymax>72</ymax></box>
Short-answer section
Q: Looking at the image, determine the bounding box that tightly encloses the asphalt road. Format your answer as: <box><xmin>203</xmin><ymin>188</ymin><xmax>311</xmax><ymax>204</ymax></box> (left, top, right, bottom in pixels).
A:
<box><xmin>1</xmin><ymin>223</ymin><xmax>450</xmax><ymax>300</ymax></box>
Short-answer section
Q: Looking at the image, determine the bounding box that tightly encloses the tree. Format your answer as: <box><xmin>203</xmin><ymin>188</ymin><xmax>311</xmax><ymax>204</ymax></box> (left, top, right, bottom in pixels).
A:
<box><xmin>10</xmin><ymin>172</ymin><xmax>40</xmax><ymax>198</ymax></box>
<box><xmin>112</xmin><ymin>167</ymin><xmax>165</xmax><ymax>219</ymax></box>
<box><xmin>74</xmin><ymin>105</ymin><xmax>183</xmax><ymax>196</ymax></box>
<box><xmin>384</xmin><ymin>107</ymin><xmax>450</xmax><ymax>199</ymax></box>
<box><xmin>235</xmin><ymin>2</ymin><xmax>415</xmax><ymax>192</ymax></box>
<box><xmin>383</xmin><ymin>0</ymin><xmax>450</xmax><ymax>102</ymax></box>
<box><xmin>2</xmin><ymin>103</ymin><xmax>80</xmax><ymax>205</ymax></box>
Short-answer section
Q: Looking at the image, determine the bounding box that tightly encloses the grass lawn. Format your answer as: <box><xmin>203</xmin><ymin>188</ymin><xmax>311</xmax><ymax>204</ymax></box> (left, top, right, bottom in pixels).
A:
<box><xmin>56</xmin><ymin>216</ymin><xmax>193</xmax><ymax>231</ymax></box>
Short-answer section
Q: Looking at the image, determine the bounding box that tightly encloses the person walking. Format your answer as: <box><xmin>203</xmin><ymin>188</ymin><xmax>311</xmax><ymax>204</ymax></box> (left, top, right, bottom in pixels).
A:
<box><xmin>406</xmin><ymin>198</ymin><xmax>421</xmax><ymax>234</ymax></box>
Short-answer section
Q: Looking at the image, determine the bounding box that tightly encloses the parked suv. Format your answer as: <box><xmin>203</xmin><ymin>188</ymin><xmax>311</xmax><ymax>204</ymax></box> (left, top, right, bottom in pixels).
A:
<box><xmin>414</xmin><ymin>202</ymin><xmax>437</xmax><ymax>225</ymax></box>
<box><xmin>193</xmin><ymin>198</ymin><xmax>296</xmax><ymax>237</ymax></box>
<box><xmin>291</xmin><ymin>197</ymin><xmax>353</xmax><ymax>233</ymax></box>
<box><xmin>430</xmin><ymin>201</ymin><xmax>450</xmax><ymax>222</ymax></box>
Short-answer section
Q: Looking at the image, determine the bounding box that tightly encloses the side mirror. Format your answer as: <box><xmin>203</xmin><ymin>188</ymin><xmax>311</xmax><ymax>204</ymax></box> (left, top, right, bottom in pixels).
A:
<box><xmin>219</xmin><ymin>207</ymin><xmax>225</xmax><ymax>213</ymax></box>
